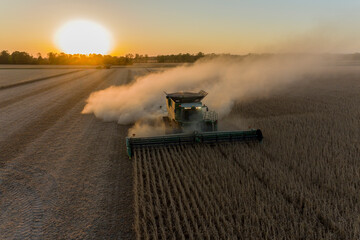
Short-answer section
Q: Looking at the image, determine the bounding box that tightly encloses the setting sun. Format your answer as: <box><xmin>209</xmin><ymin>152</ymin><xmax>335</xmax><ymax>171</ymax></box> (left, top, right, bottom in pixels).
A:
<box><xmin>55</xmin><ymin>20</ymin><xmax>112</xmax><ymax>55</ymax></box>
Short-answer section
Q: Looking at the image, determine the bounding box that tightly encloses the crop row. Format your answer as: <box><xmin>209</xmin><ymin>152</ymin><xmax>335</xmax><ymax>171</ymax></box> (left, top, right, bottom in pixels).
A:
<box><xmin>133</xmin><ymin>74</ymin><xmax>360</xmax><ymax>239</ymax></box>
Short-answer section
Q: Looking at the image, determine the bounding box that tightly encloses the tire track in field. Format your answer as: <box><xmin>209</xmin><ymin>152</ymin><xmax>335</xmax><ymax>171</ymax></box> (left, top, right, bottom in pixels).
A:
<box><xmin>100</xmin><ymin>124</ymin><xmax>135</xmax><ymax>239</ymax></box>
<box><xmin>0</xmin><ymin>70</ymin><xmax>96</xmax><ymax>110</ymax></box>
<box><xmin>2</xmin><ymin>180</ymin><xmax>43</xmax><ymax>240</ymax></box>
<box><xmin>0</xmin><ymin>70</ymin><xmax>116</xmax><ymax>165</ymax></box>
<box><xmin>0</xmin><ymin>69</ymin><xmax>83</xmax><ymax>90</ymax></box>
<box><xmin>0</xmin><ymin>164</ymin><xmax>59</xmax><ymax>240</ymax></box>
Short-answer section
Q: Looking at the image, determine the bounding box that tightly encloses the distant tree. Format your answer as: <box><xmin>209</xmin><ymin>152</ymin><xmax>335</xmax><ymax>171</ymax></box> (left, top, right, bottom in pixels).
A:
<box><xmin>126</xmin><ymin>53</ymin><xmax>134</xmax><ymax>59</ymax></box>
<box><xmin>156</xmin><ymin>52</ymin><xmax>205</xmax><ymax>63</ymax></box>
<box><xmin>11</xmin><ymin>51</ymin><xmax>32</xmax><ymax>64</ymax></box>
<box><xmin>37</xmin><ymin>53</ymin><xmax>43</xmax><ymax>63</ymax></box>
<box><xmin>0</xmin><ymin>50</ymin><xmax>10</xmax><ymax>64</ymax></box>
<box><xmin>47</xmin><ymin>52</ymin><xmax>57</xmax><ymax>64</ymax></box>
<box><xmin>124</xmin><ymin>54</ymin><xmax>134</xmax><ymax>65</ymax></box>
<box><xmin>196</xmin><ymin>52</ymin><xmax>205</xmax><ymax>58</ymax></box>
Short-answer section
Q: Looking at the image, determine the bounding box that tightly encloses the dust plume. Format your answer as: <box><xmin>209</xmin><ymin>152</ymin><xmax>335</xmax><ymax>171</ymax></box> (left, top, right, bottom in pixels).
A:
<box><xmin>127</xmin><ymin>118</ymin><xmax>165</xmax><ymax>137</ymax></box>
<box><xmin>82</xmin><ymin>54</ymin><xmax>323</xmax><ymax>135</ymax></box>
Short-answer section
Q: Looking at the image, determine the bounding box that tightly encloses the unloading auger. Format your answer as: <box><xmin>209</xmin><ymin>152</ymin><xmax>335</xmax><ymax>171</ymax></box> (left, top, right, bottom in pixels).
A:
<box><xmin>126</xmin><ymin>90</ymin><xmax>263</xmax><ymax>158</ymax></box>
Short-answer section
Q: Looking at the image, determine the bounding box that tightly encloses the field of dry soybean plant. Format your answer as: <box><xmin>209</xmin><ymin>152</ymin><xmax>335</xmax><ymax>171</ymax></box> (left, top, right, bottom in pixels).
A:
<box><xmin>133</xmin><ymin>67</ymin><xmax>360</xmax><ymax>239</ymax></box>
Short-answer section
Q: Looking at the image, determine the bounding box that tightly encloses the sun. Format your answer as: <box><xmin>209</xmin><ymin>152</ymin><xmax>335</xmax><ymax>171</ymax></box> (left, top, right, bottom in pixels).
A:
<box><xmin>55</xmin><ymin>20</ymin><xmax>112</xmax><ymax>55</ymax></box>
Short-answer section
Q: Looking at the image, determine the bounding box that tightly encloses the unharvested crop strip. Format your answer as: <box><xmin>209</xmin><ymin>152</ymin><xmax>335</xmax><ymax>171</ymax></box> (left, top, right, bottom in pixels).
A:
<box><xmin>228</xmin><ymin>143</ymin><xmax>345</xmax><ymax>239</ymax></box>
<box><xmin>157</xmin><ymin>148</ymin><xmax>186</xmax><ymax>238</ymax></box>
<box><xmin>178</xmin><ymin>146</ymin><xmax>230</xmax><ymax>237</ymax></box>
<box><xmin>137</xmin><ymin>148</ymin><xmax>148</xmax><ymax>238</ymax></box>
<box><xmin>171</xmin><ymin>146</ymin><xmax>209</xmax><ymax>237</ymax></box>
<box><xmin>173</xmin><ymin>145</ymin><xmax>225</xmax><ymax>236</ymax></box>
<box><xmin>162</xmin><ymin>147</ymin><xmax>198</xmax><ymax>239</ymax></box>
<box><xmin>154</xmin><ymin>148</ymin><xmax>176</xmax><ymax>238</ymax></box>
<box><xmin>133</xmin><ymin>76</ymin><xmax>360</xmax><ymax>238</ymax></box>
<box><xmin>188</xmin><ymin>147</ymin><xmax>234</xmax><ymax>214</ymax></box>
<box><xmin>143</xmin><ymin>148</ymin><xmax>160</xmax><ymax>239</ymax></box>
<box><xmin>161</xmin><ymin>148</ymin><xmax>194</xmax><ymax>238</ymax></box>
<box><xmin>253</xmin><ymin>145</ymin><xmax>348</xmax><ymax>238</ymax></box>
<box><xmin>147</xmin><ymin>150</ymin><xmax>167</xmax><ymax>239</ymax></box>
<box><xmin>133</xmin><ymin>151</ymin><xmax>141</xmax><ymax>238</ymax></box>
<box><xmin>198</xmin><ymin>144</ymin><xmax>301</xmax><ymax>236</ymax></box>
<box><xmin>181</xmin><ymin>147</ymin><xmax>223</xmax><ymax>232</ymax></box>
<box><xmin>190</xmin><ymin>146</ymin><xmax>237</xmax><ymax>237</ymax></box>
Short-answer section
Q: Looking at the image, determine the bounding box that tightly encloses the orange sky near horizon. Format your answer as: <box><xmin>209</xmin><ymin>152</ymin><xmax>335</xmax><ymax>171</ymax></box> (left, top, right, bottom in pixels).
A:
<box><xmin>1</xmin><ymin>0</ymin><xmax>360</xmax><ymax>56</ymax></box>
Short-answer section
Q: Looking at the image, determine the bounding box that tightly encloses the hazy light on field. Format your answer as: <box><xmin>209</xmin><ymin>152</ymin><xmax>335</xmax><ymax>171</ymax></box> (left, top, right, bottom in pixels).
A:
<box><xmin>82</xmin><ymin>55</ymin><xmax>321</xmax><ymax>126</ymax></box>
<box><xmin>54</xmin><ymin>20</ymin><xmax>112</xmax><ymax>55</ymax></box>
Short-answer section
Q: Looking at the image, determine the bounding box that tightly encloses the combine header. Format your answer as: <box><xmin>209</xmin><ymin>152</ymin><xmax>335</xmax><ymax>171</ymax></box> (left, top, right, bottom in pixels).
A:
<box><xmin>126</xmin><ymin>90</ymin><xmax>263</xmax><ymax>158</ymax></box>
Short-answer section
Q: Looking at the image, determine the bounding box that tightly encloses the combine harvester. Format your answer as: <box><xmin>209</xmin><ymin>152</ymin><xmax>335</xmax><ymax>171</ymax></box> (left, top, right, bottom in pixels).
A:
<box><xmin>126</xmin><ymin>90</ymin><xmax>263</xmax><ymax>158</ymax></box>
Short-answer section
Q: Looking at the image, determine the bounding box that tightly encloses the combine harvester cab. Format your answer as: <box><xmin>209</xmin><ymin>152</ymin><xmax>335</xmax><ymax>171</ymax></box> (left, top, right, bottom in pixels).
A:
<box><xmin>126</xmin><ymin>90</ymin><xmax>263</xmax><ymax>158</ymax></box>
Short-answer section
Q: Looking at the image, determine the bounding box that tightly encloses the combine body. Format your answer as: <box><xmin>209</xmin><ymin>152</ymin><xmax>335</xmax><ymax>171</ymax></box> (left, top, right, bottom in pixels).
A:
<box><xmin>163</xmin><ymin>90</ymin><xmax>218</xmax><ymax>133</ymax></box>
<box><xmin>126</xmin><ymin>90</ymin><xmax>263</xmax><ymax>158</ymax></box>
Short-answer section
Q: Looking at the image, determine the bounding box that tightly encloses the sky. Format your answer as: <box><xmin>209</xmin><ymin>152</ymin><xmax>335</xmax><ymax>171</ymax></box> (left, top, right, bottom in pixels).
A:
<box><xmin>1</xmin><ymin>0</ymin><xmax>360</xmax><ymax>56</ymax></box>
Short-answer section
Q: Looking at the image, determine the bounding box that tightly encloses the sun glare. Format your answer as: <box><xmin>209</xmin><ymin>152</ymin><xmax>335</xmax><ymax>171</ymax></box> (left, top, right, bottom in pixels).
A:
<box><xmin>55</xmin><ymin>20</ymin><xmax>112</xmax><ymax>55</ymax></box>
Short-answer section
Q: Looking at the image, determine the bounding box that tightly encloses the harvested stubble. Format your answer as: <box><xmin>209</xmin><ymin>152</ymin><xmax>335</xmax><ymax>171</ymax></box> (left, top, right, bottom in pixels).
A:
<box><xmin>133</xmin><ymin>72</ymin><xmax>360</xmax><ymax>239</ymax></box>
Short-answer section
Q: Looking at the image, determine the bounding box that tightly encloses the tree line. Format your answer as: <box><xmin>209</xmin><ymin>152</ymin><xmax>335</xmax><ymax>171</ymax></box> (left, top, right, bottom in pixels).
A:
<box><xmin>0</xmin><ymin>50</ymin><xmax>206</xmax><ymax>65</ymax></box>
<box><xmin>0</xmin><ymin>50</ymin><xmax>134</xmax><ymax>65</ymax></box>
<box><xmin>156</xmin><ymin>52</ymin><xmax>205</xmax><ymax>63</ymax></box>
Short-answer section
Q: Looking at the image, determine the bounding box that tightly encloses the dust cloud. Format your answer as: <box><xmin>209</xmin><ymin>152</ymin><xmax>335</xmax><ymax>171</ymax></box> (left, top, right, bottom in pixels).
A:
<box><xmin>82</xmin><ymin>54</ymin><xmax>323</xmax><ymax>136</ymax></box>
<box><xmin>127</xmin><ymin>118</ymin><xmax>165</xmax><ymax>137</ymax></box>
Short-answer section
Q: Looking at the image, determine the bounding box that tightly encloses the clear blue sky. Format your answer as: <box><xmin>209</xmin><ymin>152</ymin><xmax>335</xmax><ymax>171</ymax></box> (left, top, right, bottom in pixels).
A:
<box><xmin>1</xmin><ymin>0</ymin><xmax>359</xmax><ymax>55</ymax></box>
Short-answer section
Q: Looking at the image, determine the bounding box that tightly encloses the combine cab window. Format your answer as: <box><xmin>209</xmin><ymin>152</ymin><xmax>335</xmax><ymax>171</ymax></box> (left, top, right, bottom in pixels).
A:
<box><xmin>168</xmin><ymin>98</ymin><xmax>172</xmax><ymax>107</ymax></box>
<box><xmin>183</xmin><ymin>109</ymin><xmax>202</xmax><ymax>121</ymax></box>
<box><xmin>184</xmin><ymin>110</ymin><xmax>190</xmax><ymax>120</ymax></box>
